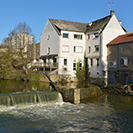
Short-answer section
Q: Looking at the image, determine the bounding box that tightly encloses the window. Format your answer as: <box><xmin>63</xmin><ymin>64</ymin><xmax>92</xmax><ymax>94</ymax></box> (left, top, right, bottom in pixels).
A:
<box><xmin>63</xmin><ymin>33</ymin><xmax>69</xmax><ymax>38</ymax></box>
<box><xmin>74</xmin><ymin>34</ymin><xmax>82</xmax><ymax>39</ymax></box>
<box><xmin>30</xmin><ymin>51</ymin><xmax>32</xmax><ymax>58</ymax></box>
<box><xmin>37</xmin><ymin>50</ymin><xmax>39</xmax><ymax>55</ymax></box>
<box><xmin>87</xmin><ymin>34</ymin><xmax>90</xmax><ymax>39</ymax></box>
<box><xmin>97</xmin><ymin>58</ymin><xmax>99</xmax><ymax>66</ymax></box>
<box><xmin>64</xmin><ymin>59</ymin><xmax>67</xmax><ymax>66</ymax></box>
<box><xmin>121</xmin><ymin>57</ymin><xmax>128</xmax><ymax>66</ymax></box>
<box><xmin>109</xmin><ymin>61</ymin><xmax>116</xmax><ymax>68</ymax></box>
<box><xmin>53</xmin><ymin>58</ymin><xmax>57</xmax><ymax>63</ymax></box>
<box><xmin>94</xmin><ymin>45</ymin><xmax>99</xmax><ymax>52</ymax></box>
<box><xmin>62</xmin><ymin>45</ymin><xmax>69</xmax><ymax>52</ymax></box>
<box><xmin>132</xmin><ymin>59</ymin><xmax>133</xmax><ymax>66</ymax></box>
<box><xmin>94</xmin><ymin>32</ymin><xmax>99</xmax><ymax>38</ymax></box>
<box><xmin>88</xmin><ymin>46</ymin><xmax>91</xmax><ymax>53</ymax></box>
<box><xmin>73</xmin><ymin>63</ymin><xmax>76</xmax><ymax>70</ymax></box>
<box><xmin>47</xmin><ymin>47</ymin><xmax>50</xmax><ymax>54</ymax></box>
<box><xmin>73</xmin><ymin>46</ymin><xmax>83</xmax><ymax>53</ymax></box>
<box><xmin>74</xmin><ymin>46</ymin><xmax>76</xmax><ymax>52</ymax></box>
<box><xmin>90</xmin><ymin>59</ymin><xmax>93</xmax><ymax>66</ymax></box>
<box><xmin>47</xmin><ymin>35</ymin><xmax>50</xmax><ymax>40</ymax></box>
<box><xmin>64</xmin><ymin>68</ymin><xmax>67</xmax><ymax>71</ymax></box>
<box><xmin>79</xmin><ymin>63</ymin><xmax>82</xmax><ymax>70</ymax></box>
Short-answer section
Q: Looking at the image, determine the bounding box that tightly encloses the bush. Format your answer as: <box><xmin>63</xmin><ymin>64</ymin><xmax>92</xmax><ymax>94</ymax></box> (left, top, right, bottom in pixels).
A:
<box><xmin>75</xmin><ymin>52</ymin><xmax>89</xmax><ymax>83</ymax></box>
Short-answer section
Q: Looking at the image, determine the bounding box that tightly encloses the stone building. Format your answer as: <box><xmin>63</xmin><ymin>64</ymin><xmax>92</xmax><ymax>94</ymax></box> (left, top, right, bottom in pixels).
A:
<box><xmin>107</xmin><ymin>33</ymin><xmax>133</xmax><ymax>85</ymax></box>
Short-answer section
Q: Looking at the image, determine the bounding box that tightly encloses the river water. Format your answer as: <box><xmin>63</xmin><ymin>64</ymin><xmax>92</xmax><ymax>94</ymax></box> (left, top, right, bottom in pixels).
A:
<box><xmin>0</xmin><ymin>93</ymin><xmax>133</xmax><ymax>132</ymax></box>
<box><xmin>0</xmin><ymin>80</ymin><xmax>133</xmax><ymax>132</ymax></box>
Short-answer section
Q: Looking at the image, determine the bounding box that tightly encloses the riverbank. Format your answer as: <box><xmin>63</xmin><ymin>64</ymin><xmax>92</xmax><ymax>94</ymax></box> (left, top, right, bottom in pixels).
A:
<box><xmin>101</xmin><ymin>85</ymin><xmax>133</xmax><ymax>96</ymax></box>
<box><xmin>1</xmin><ymin>70</ymin><xmax>133</xmax><ymax>98</ymax></box>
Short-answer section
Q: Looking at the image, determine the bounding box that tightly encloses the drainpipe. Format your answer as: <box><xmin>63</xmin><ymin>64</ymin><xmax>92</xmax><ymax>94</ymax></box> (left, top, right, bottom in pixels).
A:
<box><xmin>100</xmin><ymin>33</ymin><xmax>102</xmax><ymax>77</ymax></box>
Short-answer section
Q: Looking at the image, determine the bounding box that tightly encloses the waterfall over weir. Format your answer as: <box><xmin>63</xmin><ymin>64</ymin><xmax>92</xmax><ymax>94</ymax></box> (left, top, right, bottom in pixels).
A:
<box><xmin>0</xmin><ymin>94</ymin><xmax>10</xmax><ymax>107</ymax></box>
<box><xmin>11</xmin><ymin>92</ymin><xmax>37</xmax><ymax>106</ymax></box>
<box><xmin>0</xmin><ymin>91</ymin><xmax>63</xmax><ymax>107</ymax></box>
<box><xmin>37</xmin><ymin>91</ymin><xmax>63</xmax><ymax>103</ymax></box>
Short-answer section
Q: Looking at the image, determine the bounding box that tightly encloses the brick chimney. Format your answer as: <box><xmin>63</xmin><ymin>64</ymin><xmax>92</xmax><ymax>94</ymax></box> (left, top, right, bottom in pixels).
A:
<box><xmin>110</xmin><ymin>10</ymin><xmax>115</xmax><ymax>16</ymax></box>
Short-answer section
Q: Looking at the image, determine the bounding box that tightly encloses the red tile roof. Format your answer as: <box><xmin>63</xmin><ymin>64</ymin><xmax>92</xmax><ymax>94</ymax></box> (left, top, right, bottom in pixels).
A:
<box><xmin>107</xmin><ymin>33</ymin><xmax>133</xmax><ymax>46</ymax></box>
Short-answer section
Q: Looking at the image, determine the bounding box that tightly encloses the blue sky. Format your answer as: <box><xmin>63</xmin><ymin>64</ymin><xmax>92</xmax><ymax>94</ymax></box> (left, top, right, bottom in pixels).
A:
<box><xmin>0</xmin><ymin>0</ymin><xmax>133</xmax><ymax>44</ymax></box>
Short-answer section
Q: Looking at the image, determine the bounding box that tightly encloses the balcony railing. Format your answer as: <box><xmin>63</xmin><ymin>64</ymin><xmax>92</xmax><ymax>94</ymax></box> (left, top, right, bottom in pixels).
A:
<box><xmin>32</xmin><ymin>62</ymin><xmax>58</xmax><ymax>68</ymax></box>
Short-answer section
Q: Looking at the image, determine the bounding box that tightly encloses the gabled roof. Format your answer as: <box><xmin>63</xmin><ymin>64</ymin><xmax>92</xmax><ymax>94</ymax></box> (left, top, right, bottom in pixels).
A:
<box><xmin>86</xmin><ymin>15</ymin><xmax>111</xmax><ymax>33</ymax></box>
<box><xmin>49</xmin><ymin>15</ymin><xmax>112</xmax><ymax>34</ymax></box>
<box><xmin>49</xmin><ymin>19</ymin><xmax>87</xmax><ymax>34</ymax></box>
<box><xmin>107</xmin><ymin>33</ymin><xmax>133</xmax><ymax>46</ymax></box>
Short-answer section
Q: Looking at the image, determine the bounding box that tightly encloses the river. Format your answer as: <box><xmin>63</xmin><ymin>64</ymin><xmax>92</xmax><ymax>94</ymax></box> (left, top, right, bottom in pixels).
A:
<box><xmin>0</xmin><ymin>80</ymin><xmax>133</xmax><ymax>132</ymax></box>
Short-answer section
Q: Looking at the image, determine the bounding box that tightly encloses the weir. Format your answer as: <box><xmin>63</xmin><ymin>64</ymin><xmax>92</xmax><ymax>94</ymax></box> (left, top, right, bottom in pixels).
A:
<box><xmin>0</xmin><ymin>94</ymin><xmax>10</xmax><ymax>107</ymax></box>
<box><xmin>37</xmin><ymin>91</ymin><xmax>62</xmax><ymax>103</ymax></box>
<box><xmin>0</xmin><ymin>91</ymin><xmax>63</xmax><ymax>107</ymax></box>
<box><xmin>10</xmin><ymin>92</ymin><xmax>37</xmax><ymax>106</ymax></box>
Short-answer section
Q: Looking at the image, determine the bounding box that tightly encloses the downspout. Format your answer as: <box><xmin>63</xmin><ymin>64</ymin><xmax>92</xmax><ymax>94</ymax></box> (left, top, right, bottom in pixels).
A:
<box><xmin>100</xmin><ymin>33</ymin><xmax>103</xmax><ymax>78</ymax></box>
<box><xmin>58</xmin><ymin>32</ymin><xmax>61</xmax><ymax>75</ymax></box>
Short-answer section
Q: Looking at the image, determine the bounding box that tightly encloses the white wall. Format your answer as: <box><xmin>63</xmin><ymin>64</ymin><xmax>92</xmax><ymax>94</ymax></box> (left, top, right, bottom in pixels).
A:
<box><xmin>40</xmin><ymin>20</ymin><xmax>59</xmax><ymax>56</ymax></box>
<box><xmin>58</xmin><ymin>31</ymin><xmax>86</xmax><ymax>77</ymax></box>
<box><xmin>86</xmin><ymin>14</ymin><xmax>126</xmax><ymax>78</ymax></box>
<box><xmin>86</xmin><ymin>31</ymin><xmax>102</xmax><ymax>77</ymax></box>
<box><xmin>102</xmin><ymin>14</ymin><xmax>126</xmax><ymax>77</ymax></box>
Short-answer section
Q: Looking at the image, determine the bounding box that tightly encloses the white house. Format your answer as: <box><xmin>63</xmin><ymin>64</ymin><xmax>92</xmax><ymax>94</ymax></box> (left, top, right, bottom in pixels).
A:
<box><xmin>40</xmin><ymin>19</ymin><xmax>86</xmax><ymax>77</ymax></box>
<box><xmin>40</xmin><ymin>10</ymin><xmax>126</xmax><ymax>80</ymax></box>
<box><xmin>86</xmin><ymin>10</ymin><xmax>126</xmax><ymax>80</ymax></box>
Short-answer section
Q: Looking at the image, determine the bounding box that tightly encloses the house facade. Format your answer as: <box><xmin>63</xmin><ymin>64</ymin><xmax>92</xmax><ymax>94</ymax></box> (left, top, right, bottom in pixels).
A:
<box><xmin>107</xmin><ymin>33</ymin><xmax>133</xmax><ymax>85</ymax></box>
<box><xmin>40</xmin><ymin>11</ymin><xmax>126</xmax><ymax>80</ymax></box>
<box><xmin>86</xmin><ymin>11</ymin><xmax>126</xmax><ymax>80</ymax></box>
<box><xmin>40</xmin><ymin>19</ymin><xmax>86</xmax><ymax>77</ymax></box>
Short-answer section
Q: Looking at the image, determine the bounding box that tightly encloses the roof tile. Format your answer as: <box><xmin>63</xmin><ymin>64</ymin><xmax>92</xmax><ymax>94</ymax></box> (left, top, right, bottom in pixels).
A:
<box><xmin>107</xmin><ymin>33</ymin><xmax>133</xmax><ymax>46</ymax></box>
<box><xmin>49</xmin><ymin>15</ymin><xmax>112</xmax><ymax>34</ymax></box>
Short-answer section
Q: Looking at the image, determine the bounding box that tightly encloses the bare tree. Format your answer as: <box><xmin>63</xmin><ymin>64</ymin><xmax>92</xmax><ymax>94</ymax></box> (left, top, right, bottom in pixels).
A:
<box><xmin>0</xmin><ymin>22</ymin><xmax>36</xmax><ymax>80</ymax></box>
<box><xmin>2</xmin><ymin>22</ymin><xmax>35</xmax><ymax>52</ymax></box>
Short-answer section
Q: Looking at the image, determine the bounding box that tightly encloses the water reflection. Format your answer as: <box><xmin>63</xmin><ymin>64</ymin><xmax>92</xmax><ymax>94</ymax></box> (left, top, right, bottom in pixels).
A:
<box><xmin>0</xmin><ymin>80</ymin><xmax>50</xmax><ymax>94</ymax></box>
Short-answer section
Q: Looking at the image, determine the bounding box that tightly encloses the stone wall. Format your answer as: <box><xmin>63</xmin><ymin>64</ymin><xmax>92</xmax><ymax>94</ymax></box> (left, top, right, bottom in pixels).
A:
<box><xmin>89</xmin><ymin>77</ymin><xmax>107</xmax><ymax>87</ymax></box>
<box><xmin>57</xmin><ymin>86</ymin><xmax>102</xmax><ymax>104</ymax></box>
